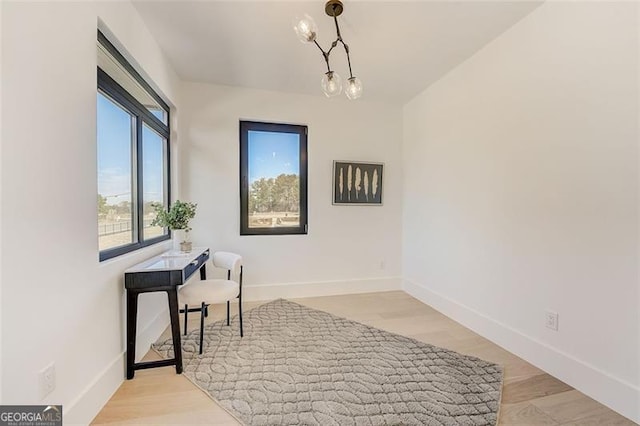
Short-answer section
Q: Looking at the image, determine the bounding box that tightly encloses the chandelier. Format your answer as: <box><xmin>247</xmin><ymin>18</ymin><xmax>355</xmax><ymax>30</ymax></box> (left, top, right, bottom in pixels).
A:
<box><xmin>293</xmin><ymin>0</ymin><xmax>363</xmax><ymax>100</ymax></box>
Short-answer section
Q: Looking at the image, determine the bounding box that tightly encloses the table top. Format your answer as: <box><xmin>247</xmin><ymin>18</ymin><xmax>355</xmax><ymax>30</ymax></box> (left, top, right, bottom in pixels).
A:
<box><xmin>125</xmin><ymin>247</ymin><xmax>209</xmax><ymax>274</ymax></box>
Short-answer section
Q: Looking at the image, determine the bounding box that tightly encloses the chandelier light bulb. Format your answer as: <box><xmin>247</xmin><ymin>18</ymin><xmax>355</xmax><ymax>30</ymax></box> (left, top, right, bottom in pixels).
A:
<box><xmin>293</xmin><ymin>14</ymin><xmax>318</xmax><ymax>43</ymax></box>
<box><xmin>345</xmin><ymin>77</ymin><xmax>363</xmax><ymax>100</ymax></box>
<box><xmin>321</xmin><ymin>71</ymin><xmax>342</xmax><ymax>97</ymax></box>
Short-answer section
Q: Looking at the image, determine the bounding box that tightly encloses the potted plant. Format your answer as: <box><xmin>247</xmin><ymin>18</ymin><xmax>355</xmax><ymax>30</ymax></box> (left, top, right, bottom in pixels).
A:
<box><xmin>151</xmin><ymin>200</ymin><xmax>197</xmax><ymax>252</ymax></box>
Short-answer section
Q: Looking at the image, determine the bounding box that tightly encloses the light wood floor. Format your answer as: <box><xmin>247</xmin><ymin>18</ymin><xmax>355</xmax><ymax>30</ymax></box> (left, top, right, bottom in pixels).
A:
<box><xmin>93</xmin><ymin>291</ymin><xmax>636</xmax><ymax>425</ymax></box>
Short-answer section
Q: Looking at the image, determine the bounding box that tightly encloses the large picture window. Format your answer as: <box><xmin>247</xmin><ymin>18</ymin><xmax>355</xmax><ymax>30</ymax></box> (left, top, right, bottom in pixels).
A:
<box><xmin>97</xmin><ymin>31</ymin><xmax>170</xmax><ymax>261</ymax></box>
<box><xmin>240</xmin><ymin>121</ymin><xmax>308</xmax><ymax>235</ymax></box>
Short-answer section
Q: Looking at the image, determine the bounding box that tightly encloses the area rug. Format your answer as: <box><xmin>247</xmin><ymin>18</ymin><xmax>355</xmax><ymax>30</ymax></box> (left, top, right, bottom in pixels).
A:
<box><xmin>153</xmin><ymin>299</ymin><xmax>503</xmax><ymax>426</ymax></box>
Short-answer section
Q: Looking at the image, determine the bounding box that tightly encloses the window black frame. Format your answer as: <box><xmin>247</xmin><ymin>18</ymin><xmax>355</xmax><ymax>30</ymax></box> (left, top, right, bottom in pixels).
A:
<box><xmin>240</xmin><ymin>121</ymin><xmax>308</xmax><ymax>236</ymax></box>
<box><xmin>98</xmin><ymin>31</ymin><xmax>171</xmax><ymax>261</ymax></box>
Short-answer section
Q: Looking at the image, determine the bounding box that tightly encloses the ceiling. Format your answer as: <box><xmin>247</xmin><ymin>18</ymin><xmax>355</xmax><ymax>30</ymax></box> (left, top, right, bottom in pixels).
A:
<box><xmin>132</xmin><ymin>1</ymin><xmax>542</xmax><ymax>104</ymax></box>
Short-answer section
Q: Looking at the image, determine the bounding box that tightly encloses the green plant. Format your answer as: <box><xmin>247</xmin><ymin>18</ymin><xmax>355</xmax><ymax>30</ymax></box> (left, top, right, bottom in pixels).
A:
<box><xmin>151</xmin><ymin>200</ymin><xmax>197</xmax><ymax>232</ymax></box>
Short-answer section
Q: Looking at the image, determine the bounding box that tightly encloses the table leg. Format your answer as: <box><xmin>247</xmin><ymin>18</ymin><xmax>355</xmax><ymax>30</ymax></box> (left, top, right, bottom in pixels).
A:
<box><xmin>167</xmin><ymin>288</ymin><xmax>183</xmax><ymax>374</ymax></box>
<box><xmin>200</xmin><ymin>264</ymin><xmax>209</xmax><ymax>317</ymax></box>
<box><xmin>199</xmin><ymin>263</ymin><xmax>207</xmax><ymax>280</ymax></box>
<box><xmin>126</xmin><ymin>290</ymin><xmax>139</xmax><ymax>380</ymax></box>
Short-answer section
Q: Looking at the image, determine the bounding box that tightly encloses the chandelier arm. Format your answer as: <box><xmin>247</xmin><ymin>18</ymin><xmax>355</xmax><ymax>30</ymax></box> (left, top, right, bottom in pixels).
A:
<box><xmin>332</xmin><ymin>13</ymin><xmax>342</xmax><ymax>39</ymax></box>
<box><xmin>331</xmin><ymin>7</ymin><xmax>354</xmax><ymax>79</ymax></box>
<box><xmin>313</xmin><ymin>40</ymin><xmax>333</xmax><ymax>73</ymax></box>
<box><xmin>338</xmin><ymin>39</ymin><xmax>354</xmax><ymax>79</ymax></box>
<box><xmin>327</xmin><ymin>39</ymin><xmax>338</xmax><ymax>56</ymax></box>
<box><xmin>313</xmin><ymin>39</ymin><xmax>326</xmax><ymax>55</ymax></box>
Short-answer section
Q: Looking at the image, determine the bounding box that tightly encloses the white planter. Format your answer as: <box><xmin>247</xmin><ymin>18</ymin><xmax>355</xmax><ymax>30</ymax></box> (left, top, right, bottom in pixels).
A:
<box><xmin>173</xmin><ymin>229</ymin><xmax>192</xmax><ymax>252</ymax></box>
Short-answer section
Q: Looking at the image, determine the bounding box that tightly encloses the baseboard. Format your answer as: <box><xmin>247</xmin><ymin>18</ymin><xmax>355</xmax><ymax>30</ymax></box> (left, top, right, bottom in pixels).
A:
<box><xmin>243</xmin><ymin>276</ymin><xmax>402</xmax><ymax>302</ymax></box>
<box><xmin>63</xmin><ymin>353</ymin><xmax>124</xmax><ymax>425</ymax></box>
<box><xmin>64</xmin><ymin>308</ymin><xmax>170</xmax><ymax>425</ymax></box>
<box><xmin>403</xmin><ymin>278</ymin><xmax>640</xmax><ymax>424</ymax></box>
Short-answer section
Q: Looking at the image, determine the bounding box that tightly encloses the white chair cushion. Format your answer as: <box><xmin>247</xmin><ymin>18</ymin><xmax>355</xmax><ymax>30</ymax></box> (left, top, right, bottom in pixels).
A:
<box><xmin>178</xmin><ymin>279</ymin><xmax>240</xmax><ymax>308</ymax></box>
<box><xmin>213</xmin><ymin>252</ymin><xmax>242</xmax><ymax>273</ymax></box>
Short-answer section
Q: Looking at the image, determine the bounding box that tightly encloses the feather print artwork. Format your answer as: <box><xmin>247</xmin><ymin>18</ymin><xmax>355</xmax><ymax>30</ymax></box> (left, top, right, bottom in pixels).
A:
<box><xmin>334</xmin><ymin>163</ymin><xmax>382</xmax><ymax>205</ymax></box>
<box><xmin>364</xmin><ymin>171</ymin><xmax>369</xmax><ymax>201</ymax></box>
<box><xmin>347</xmin><ymin>165</ymin><xmax>352</xmax><ymax>201</ymax></box>
<box><xmin>372</xmin><ymin>168</ymin><xmax>379</xmax><ymax>199</ymax></box>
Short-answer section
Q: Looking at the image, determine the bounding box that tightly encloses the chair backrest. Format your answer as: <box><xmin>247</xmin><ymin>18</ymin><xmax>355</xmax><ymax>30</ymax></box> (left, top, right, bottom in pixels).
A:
<box><xmin>212</xmin><ymin>251</ymin><xmax>242</xmax><ymax>276</ymax></box>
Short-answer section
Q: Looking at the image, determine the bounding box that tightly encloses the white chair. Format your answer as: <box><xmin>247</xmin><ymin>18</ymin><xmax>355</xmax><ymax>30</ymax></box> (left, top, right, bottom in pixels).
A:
<box><xmin>178</xmin><ymin>251</ymin><xmax>243</xmax><ymax>354</ymax></box>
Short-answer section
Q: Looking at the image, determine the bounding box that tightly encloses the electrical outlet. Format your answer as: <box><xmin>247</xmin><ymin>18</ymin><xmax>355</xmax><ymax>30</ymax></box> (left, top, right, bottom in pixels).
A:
<box><xmin>545</xmin><ymin>311</ymin><xmax>559</xmax><ymax>331</ymax></box>
<box><xmin>39</xmin><ymin>363</ymin><xmax>56</xmax><ymax>399</ymax></box>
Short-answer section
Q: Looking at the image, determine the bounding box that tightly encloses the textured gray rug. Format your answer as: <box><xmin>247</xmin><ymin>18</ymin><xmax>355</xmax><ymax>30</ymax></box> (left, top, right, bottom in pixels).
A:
<box><xmin>153</xmin><ymin>299</ymin><xmax>503</xmax><ymax>426</ymax></box>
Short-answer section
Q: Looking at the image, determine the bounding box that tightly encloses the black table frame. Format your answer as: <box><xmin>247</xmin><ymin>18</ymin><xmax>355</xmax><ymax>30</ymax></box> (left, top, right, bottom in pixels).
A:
<box><xmin>125</xmin><ymin>249</ymin><xmax>209</xmax><ymax>379</ymax></box>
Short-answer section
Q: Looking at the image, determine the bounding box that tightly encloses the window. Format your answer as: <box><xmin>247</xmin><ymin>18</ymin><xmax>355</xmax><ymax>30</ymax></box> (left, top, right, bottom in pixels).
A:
<box><xmin>240</xmin><ymin>121</ymin><xmax>308</xmax><ymax>235</ymax></box>
<box><xmin>97</xmin><ymin>31</ymin><xmax>170</xmax><ymax>261</ymax></box>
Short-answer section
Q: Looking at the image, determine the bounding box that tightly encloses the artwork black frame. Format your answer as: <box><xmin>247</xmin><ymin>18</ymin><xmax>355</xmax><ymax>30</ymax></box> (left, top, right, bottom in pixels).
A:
<box><xmin>332</xmin><ymin>161</ymin><xmax>383</xmax><ymax>205</ymax></box>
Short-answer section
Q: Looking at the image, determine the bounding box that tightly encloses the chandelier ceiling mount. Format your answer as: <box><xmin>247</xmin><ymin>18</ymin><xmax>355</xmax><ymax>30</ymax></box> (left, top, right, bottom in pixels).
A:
<box><xmin>324</xmin><ymin>0</ymin><xmax>344</xmax><ymax>17</ymax></box>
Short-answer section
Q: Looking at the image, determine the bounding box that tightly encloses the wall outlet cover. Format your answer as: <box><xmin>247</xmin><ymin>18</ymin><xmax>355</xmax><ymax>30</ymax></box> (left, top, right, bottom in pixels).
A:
<box><xmin>545</xmin><ymin>310</ymin><xmax>559</xmax><ymax>331</ymax></box>
<box><xmin>39</xmin><ymin>363</ymin><xmax>56</xmax><ymax>399</ymax></box>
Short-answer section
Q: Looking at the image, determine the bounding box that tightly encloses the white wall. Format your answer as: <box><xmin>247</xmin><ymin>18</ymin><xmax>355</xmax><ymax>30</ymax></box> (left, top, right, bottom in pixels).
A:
<box><xmin>180</xmin><ymin>82</ymin><xmax>403</xmax><ymax>300</ymax></box>
<box><xmin>402</xmin><ymin>1</ymin><xmax>639</xmax><ymax>422</ymax></box>
<box><xmin>1</xmin><ymin>1</ymin><xmax>181</xmax><ymax>423</ymax></box>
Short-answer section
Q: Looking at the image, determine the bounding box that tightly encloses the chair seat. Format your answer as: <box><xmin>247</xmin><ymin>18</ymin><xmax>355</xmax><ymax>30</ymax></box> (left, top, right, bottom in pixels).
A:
<box><xmin>179</xmin><ymin>279</ymin><xmax>240</xmax><ymax>308</ymax></box>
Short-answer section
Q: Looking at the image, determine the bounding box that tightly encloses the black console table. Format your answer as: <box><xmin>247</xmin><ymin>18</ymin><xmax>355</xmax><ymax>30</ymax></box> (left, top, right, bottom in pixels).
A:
<box><xmin>124</xmin><ymin>247</ymin><xmax>210</xmax><ymax>379</ymax></box>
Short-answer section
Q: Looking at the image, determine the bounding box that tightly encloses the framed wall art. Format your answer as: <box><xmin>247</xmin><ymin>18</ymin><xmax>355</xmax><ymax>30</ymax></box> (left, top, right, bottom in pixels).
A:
<box><xmin>332</xmin><ymin>161</ymin><xmax>383</xmax><ymax>205</ymax></box>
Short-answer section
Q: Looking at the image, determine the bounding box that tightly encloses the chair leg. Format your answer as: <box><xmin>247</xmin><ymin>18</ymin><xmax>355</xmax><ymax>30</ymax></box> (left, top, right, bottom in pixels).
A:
<box><xmin>184</xmin><ymin>304</ymin><xmax>188</xmax><ymax>336</ymax></box>
<box><xmin>226</xmin><ymin>301</ymin><xmax>230</xmax><ymax>326</ymax></box>
<box><xmin>204</xmin><ymin>305</ymin><xmax>209</xmax><ymax>318</ymax></box>
<box><xmin>199</xmin><ymin>302</ymin><xmax>205</xmax><ymax>355</ymax></box>
<box><xmin>238</xmin><ymin>294</ymin><xmax>243</xmax><ymax>338</ymax></box>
